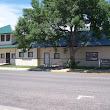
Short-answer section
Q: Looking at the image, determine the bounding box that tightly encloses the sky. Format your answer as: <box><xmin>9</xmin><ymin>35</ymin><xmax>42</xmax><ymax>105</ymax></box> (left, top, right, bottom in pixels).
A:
<box><xmin>0</xmin><ymin>0</ymin><xmax>109</xmax><ymax>30</ymax></box>
<box><xmin>0</xmin><ymin>0</ymin><xmax>32</xmax><ymax>29</ymax></box>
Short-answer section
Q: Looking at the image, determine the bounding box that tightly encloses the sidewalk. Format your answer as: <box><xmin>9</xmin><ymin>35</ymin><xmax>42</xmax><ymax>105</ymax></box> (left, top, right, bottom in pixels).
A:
<box><xmin>0</xmin><ymin>105</ymin><xmax>26</xmax><ymax>110</ymax></box>
<box><xmin>0</xmin><ymin>67</ymin><xmax>30</xmax><ymax>71</ymax></box>
<box><xmin>0</xmin><ymin>67</ymin><xmax>110</xmax><ymax>73</ymax></box>
<box><xmin>0</xmin><ymin>67</ymin><xmax>71</xmax><ymax>72</ymax></box>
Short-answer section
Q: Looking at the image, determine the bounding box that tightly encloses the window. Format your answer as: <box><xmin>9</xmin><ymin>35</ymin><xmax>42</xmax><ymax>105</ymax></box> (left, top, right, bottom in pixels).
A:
<box><xmin>1</xmin><ymin>54</ymin><xmax>4</xmax><ymax>58</ymax></box>
<box><xmin>19</xmin><ymin>52</ymin><xmax>24</xmax><ymax>57</ymax></box>
<box><xmin>54</xmin><ymin>53</ymin><xmax>60</xmax><ymax>59</ymax></box>
<box><xmin>86</xmin><ymin>52</ymin><xmax>98</xmax><ymax>61</ymax></box>
<box><xmin>28</xmin><ymin>52</ymin><xmax>33</xmax><ymax>57</ymax></box>
<box><xmin>6</xmin><ymin>35</ymin><xmax>10</xmax><ymax>41</ymax></box>
<box><xmin>1</xmin><ymin>35</ymin><xmax>5</xmax><ymax>41</ymax></box>
<box><xmin>12</xmin><ymin>53</ymin><xmax>15</xmax><ymax>59</ymax></box>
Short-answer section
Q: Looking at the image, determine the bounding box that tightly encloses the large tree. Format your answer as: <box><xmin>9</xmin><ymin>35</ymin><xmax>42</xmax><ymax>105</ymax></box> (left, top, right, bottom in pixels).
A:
<box><xmin>13</xmin><ymin>0</ymin><xmax>110</xmax><ymax>68</ymax></box>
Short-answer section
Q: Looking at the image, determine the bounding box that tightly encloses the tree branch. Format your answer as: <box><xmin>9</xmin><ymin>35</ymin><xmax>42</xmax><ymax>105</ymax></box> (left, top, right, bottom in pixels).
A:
<box><xmin>74</xmin><ymin>30</ymin><xmax>92</xmax><ymax>53</ymax></box>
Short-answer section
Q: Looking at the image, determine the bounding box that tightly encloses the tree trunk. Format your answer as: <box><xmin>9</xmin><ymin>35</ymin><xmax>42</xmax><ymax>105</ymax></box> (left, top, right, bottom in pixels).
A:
<box><xmin>69</xmin><ymin>26</ymin><xmax>77</xmax><ymax>68</ymax></box>
<box><xmin>70</xmin><ymin>46</ymin><xmax>75</xmax><ymax>60</ymax></box>
<box><xmin>70</xmin><ymin>27</ymin><xmax>76</xmax><ymax>60</ymax></box>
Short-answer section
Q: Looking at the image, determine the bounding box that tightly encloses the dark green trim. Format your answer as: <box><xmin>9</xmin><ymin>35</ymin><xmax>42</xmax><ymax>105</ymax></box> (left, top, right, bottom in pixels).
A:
<box><xmin>0</xmin><ymin>44</ymin><xmax>17</xmax><ymax>48</ymax></box>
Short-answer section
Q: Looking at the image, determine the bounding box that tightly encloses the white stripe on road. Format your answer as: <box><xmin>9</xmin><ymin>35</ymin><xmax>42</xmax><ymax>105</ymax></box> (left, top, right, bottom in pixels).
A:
<box><xmin>77</xmin><ymin>95</ymin><xmax>94</xmax><ymax>100</ymax></box>
<box><xmin>0</xmin><ymin>105</ymin><xmax>27</xmax><ymax>110</ymax></box>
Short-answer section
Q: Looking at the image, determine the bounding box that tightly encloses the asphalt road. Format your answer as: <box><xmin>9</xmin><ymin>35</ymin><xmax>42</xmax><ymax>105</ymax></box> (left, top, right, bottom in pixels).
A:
<box><xmin>0</xmin><ymin>71</ymin><xmax>110</xmax><ymax>110</ymax></box>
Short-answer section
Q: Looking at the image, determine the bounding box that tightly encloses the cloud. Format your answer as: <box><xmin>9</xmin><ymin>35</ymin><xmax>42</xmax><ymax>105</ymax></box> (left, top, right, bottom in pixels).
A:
<box><xmin>0</xmin><ymin>3</ymin><xmax>31</xmax><ymax>30</ymax></box>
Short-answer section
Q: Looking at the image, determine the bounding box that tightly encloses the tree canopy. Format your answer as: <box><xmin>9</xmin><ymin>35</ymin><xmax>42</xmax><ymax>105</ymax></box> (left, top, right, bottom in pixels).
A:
<box><xmin>13</xmin><ymin>0</ymin><xmax>110</xmax><ymax>67</ymax></box>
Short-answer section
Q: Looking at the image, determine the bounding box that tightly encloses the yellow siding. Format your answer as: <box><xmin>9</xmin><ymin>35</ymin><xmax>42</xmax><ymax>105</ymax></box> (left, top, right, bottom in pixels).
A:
<box><xmin>15</xmin><ymin>48</ymin><xmax>39</xmax><ymax>66</ymax></box>
<box><xmin>39</xmin><ymin>47</ymin><xmax>70</xmax><ymax>66</ymax></box>
<box><xmin>1</xmin><ymin>46</ymin><xmax>110</xmax><ymax>67</ymax></box>
<box><xmin>75</xmin><ymin>46</ymin><xmax>110</xmax><ymax>67</ymax></box>
<box><xmin>0</xmin><ymin>48</ymin><xmax>16</xmax><ymax>64</ymax></box>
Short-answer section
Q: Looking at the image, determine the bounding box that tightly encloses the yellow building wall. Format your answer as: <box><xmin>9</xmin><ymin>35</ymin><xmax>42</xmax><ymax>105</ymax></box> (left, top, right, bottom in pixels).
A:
<box><xmin>0</xmin><ymin>48</ymin><xmax>16</xmax><ymax>64</ymax></box>
<box><xmin>39</xmin><ymin>47</ymin><xmax>70</xmax><ymax>66</ymax></box>
<box><xmin>1</xmin><ymin>46</ymin><xmax>110</xmax><ymax>67</ymax></box>
<box><xmin>75</xmin><ymin>46</ymin><xmax>110</xmax><ymax>67</ymax></box>
<box><xmin>15</xmin><ymin>48</ymin><xmax>38</xmax><ymax>66</ymax></box>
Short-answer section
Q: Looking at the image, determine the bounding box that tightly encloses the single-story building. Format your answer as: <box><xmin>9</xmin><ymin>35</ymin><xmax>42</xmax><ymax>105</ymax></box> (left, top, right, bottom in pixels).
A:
<box><xmin>0</xmin><ymin>25</ymin><xmax>110</xmax><ymax>67</ymax></box>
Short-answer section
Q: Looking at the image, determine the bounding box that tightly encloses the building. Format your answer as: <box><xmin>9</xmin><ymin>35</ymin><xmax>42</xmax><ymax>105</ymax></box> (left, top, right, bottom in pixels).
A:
<box><xmin>0</xmin><ymin>25</ymin><xmax>110</xmax><ymax>67</ymax></box>
<box><xmin>0</xmin><ymin>25</ymin><xmax>70</xmax><ymax>66</ymax></box>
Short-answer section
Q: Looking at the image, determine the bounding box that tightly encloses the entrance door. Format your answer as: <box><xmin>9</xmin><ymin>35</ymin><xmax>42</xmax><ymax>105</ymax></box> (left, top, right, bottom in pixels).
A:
<box><xmin>44</xmin><ymin>52</ymin><xmax>50</xmax><ymax>65</ymax></box>
<box><xmin>6</xmin><ymin>53</ymin><xmax>10</xmax><ymax>63</ymax></box>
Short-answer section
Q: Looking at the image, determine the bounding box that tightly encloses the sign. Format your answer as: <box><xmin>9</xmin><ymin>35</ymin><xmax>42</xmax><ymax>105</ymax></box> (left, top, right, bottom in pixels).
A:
<box><xmin>99</xmin><ymin>59</ymin><xmax>110</xmax><ymax>67</ymax></box>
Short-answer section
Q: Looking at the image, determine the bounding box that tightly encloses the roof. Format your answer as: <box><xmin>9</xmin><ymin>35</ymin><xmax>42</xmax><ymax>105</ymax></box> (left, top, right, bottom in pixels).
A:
<box><xmin>0</xmin><ymin>25</ymin><xmax>12</xmax><ymax>34</ymax></box>
<box><xmin>32</xmin><ymin>32</ymin><xmax>110</xmax><ymax>48</ymax></box>
<box><xmin>0</xmin><ymin>44</ymin><xmax>17</xmax><ymax>49</ymax></box>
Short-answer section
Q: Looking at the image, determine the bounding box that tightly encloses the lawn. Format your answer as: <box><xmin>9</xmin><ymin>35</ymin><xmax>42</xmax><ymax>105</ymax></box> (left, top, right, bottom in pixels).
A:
<box><xmin>0</xmin><ymin>64</ymin><xmax>36</xmax><ymax>68</ymax></box>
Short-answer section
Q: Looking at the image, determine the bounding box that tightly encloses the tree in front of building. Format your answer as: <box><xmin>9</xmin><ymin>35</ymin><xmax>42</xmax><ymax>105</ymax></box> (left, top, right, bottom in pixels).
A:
<box><xmin>13</xmin><ymin>0</ymin><xmax>110</xmax><ymax>68</ymax></box>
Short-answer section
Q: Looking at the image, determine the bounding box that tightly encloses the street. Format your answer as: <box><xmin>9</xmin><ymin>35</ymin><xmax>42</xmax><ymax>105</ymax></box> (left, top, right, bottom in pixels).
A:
<box><xmin>0</xmin><ymin>71</ymin><xmax>110</xmax><ymax>110</ymax></box>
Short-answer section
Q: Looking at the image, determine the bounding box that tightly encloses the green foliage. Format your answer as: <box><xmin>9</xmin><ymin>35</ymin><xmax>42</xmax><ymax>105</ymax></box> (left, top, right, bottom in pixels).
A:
<box><xmin>66</xmin><ymin>58</ymin><xmax>80</xmax><ymax>69</ymax></box>
<box><xmin>13</xmin><ymin>0</ymin><xmax>110</xmax><ymax>59</ymax></box>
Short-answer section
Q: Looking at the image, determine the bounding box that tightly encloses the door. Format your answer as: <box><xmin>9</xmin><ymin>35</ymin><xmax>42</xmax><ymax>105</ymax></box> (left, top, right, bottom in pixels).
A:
<box><xmin>6</xmin><ymin>53</ymin><xmax>10</xmax><ymax>63</ymax></box>
<box><xmin>44</xmin><ymin>52</ymin><xmax>50</xmax><ymax>65</ymax></box>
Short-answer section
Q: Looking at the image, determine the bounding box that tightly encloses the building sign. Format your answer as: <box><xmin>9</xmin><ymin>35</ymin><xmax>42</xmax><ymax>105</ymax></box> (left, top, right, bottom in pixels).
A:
<box><xmin>99</xmin><ymin>59</ymin><xmax>110</xmax><ymax>67</ymax></box>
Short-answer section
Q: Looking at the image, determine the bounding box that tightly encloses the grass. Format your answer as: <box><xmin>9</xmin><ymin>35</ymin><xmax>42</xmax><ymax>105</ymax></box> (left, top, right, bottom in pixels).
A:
<box><xmin>74</xmin><ymin>66</ymin><xmax>110</xmax><ymax>70</ymax></box>
<box><xmin>0</xmin><ymin>64</ymin><xmax>36</xmax><ymax>68</ymax></box>
<box><xmin>72</xmin><ymin>66</ymin><xmax>110</xmax><ymax>73</ymax></box>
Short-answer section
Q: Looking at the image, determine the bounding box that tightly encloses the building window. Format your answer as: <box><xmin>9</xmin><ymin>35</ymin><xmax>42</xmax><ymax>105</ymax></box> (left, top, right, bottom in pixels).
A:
<box><xmin>12</xmin><ymin>53</ymin><xmax>15</xmax><ymax>59</ymax></box>
<box><xmin>6</xmin><ymin>35</ymin><xmax>10</xmax><ymax>41</ymax></box>
<box><xmin>86</xmin><ymin>52</ymin><xmax>98</xmax><ymax>61</ymax></box>
<box><xmin>19</xmin><ymin>52</ymin><xmax>24</xmax><ymax>57</ymax></box>
<box><xmin>1</xmin><ymin>35</ymin><xmax>5</xmax><ymax>41</ymax></box>
<box><xmin>1</xmin><ymin>54</ymin><xmax>4</xmax><ymax>58</ymax></box>
<box><xmin>54</xmin><ymin>53</ymin><xmax>60</xmax><ymax>59</ymax></box>
<box><xmin>28</xmin><ymin>52</ymin><xmax>33</xmax><ymax>57</ymax></box>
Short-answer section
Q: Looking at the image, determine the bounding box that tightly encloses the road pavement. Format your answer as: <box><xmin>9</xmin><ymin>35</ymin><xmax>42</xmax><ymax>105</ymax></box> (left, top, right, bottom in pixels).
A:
<box><xmin>0</xmin><ymin>71</ymin><xmax>110</xmax><ymax>110</ymax></box>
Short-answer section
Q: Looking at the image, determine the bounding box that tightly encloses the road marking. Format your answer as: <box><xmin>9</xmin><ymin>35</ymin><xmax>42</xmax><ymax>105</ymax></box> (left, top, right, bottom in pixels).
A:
<box><xmin>77</xmin><ymin>95</ymin><xmax>94</xmax><ymax>100</ymax></box>
<box><xmin>0</xmin><ymin>105</ymin><xmax>27</xmax><ymax>110</ymax></box>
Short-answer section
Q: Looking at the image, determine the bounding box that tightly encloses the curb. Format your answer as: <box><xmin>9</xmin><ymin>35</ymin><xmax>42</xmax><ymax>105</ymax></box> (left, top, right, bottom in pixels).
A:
<box><xmin>50</xmin><ymin>69</ymin><xmax>71</xmax><ymax>72</ymax></box>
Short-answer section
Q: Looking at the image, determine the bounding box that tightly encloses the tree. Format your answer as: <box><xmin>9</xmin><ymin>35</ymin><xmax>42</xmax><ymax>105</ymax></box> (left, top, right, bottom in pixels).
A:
<box><xmin>13</xmin><ymin>0</ymin><xmax>110</xmax><ymax>68</ymax></box>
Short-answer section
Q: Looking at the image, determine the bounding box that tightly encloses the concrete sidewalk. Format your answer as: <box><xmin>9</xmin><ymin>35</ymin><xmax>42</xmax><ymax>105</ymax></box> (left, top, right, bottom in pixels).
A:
<box><xmin>0</xmin><ymin>67</ymin><xmax>71</xmax><ymax>72</ymax></box>
<box><xmin>0</xmin><ymin>67</ymin><xmax>30</xmax><ymax>71</ymax></box>
<box><xmin>0</xmin><ymin>105</ymin><xmax>26</xmax><ymax>110</ymax></box>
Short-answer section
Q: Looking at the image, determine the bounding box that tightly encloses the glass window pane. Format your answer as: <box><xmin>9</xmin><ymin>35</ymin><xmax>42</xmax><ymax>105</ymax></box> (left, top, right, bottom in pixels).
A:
<box><xmin>6</xmin><ymin>35</ymin><xmax>10</xmax><ymax>41</ymax></box>
<box><xmin>12</xmin><ymin>53</ymin><xmax>15</xmax><ymax>59</ymax></box>
<box><xmin>1</xmin><ymin>54</ymin><xmax>4</xmax><ymax>58</ymax></box>
<box><xmin>86</xmin><ymin>52</ymin><xmax>98</xmax><ymax>61</ymax></box>
<box><xmin>54</xmin><ymin>53</ymin><xmax>60</xmax><ymax>59</ymax></box>
<box><xmin>1</xmin><ymin>35</ymin><xmax>5</xmax><ymax>41</ymax></box>
<box><xmin>28</xmin><ymin>52</ymin><xmax>33</xmax><ymax>57</ymax></box>
<box><xmin>19</xmin><ymin>52</ymin><xmax>24</xmax><ymax>57</ymax></box>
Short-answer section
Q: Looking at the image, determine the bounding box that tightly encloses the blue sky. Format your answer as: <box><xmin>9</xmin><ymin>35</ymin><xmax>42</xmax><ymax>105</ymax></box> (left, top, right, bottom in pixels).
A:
<box><xmin>0</xmin><ymin>0</ymin><xmax>31</xmax><ymax>4</ymax></box>
<box><xmin>0</xmin><ymin>0</ymin><xmax>32</xmax><ymax>29</ymax></box>
<box><xmin>0</xmin><ymin>0</ymin><xmax>108</xmax><ymax>29</ymax></box>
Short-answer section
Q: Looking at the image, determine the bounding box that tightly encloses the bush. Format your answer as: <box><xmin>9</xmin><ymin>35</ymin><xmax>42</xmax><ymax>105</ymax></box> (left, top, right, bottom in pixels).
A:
<box><xmin>66</xmin><ymin>58</ymin><xmax>80</xmax><ymax>69</ymax></box>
